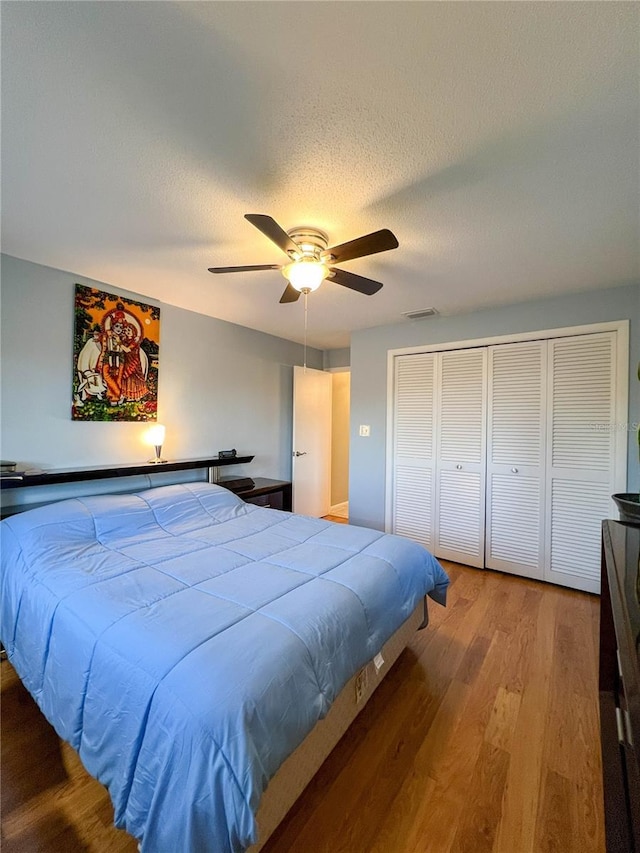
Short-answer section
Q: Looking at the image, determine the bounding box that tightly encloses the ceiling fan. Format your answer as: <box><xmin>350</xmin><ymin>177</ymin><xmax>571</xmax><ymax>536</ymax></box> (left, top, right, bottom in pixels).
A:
<box><xmin>208</xmin><ymin>214</ymin><xmax>399</xmax><ymax>303</ymax></box>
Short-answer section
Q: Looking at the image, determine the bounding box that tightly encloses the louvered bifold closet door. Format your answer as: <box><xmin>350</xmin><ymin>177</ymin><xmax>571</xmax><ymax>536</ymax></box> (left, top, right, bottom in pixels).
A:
<box><xmin>485</xmin><ymin>341</ymin><xmax>546</xmax><ymax>580</ymax></box>
<box><xmin>435</xmin><ymin>348</ymin><xmax>487</xmax><ymax>568</ymax></box>
<box><xmin>391</xmin><ymin>353</ymin><xmax>436</xmax><ymax>549</ymax></box>
<box><xmin>545</xmin><ymin>332</ymin><xmax>617</xmax><ymax>593</ymax></box>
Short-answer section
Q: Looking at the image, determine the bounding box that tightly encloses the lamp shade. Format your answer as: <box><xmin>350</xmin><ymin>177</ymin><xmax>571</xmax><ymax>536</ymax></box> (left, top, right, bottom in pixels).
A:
<box><xmin>147</xmin><ymin>424</ymin><xmax>166</xmax><ymax>447</ymax></box>
<box><xmin>283</xmin><ymin>259</ymin><xmax>328</xmax><ymax>292</ymax></box>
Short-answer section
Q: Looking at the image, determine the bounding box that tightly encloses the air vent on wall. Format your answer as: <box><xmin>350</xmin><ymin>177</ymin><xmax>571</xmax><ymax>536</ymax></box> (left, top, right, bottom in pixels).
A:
<box><xmin>402</xmin><ymin>307</ymin><xmax>439</xmax><ymax>320</ymax></box>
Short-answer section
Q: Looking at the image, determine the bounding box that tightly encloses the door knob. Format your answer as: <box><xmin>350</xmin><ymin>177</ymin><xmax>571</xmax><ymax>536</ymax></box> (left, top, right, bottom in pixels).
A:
<box><xmin>293</xmin><ymin>451</ymin><xmax>307</xmax><ymax>457</ymax></box>
<box><xmin>511</xmin><ymin>467</ymin><xmax>518</xmax><ymax>473</ymax></box>
<box><xmin>456</xmin><ymin>464</ymin><xmax>462</xmax><ymax>470</ymax></box>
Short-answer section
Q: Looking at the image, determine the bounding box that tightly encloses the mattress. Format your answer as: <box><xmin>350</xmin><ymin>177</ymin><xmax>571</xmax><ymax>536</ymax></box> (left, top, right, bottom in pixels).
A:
<box><xmin>0</xmin><ymin>482</ymin><xmax>448</xmax><ymax>852</ymax></box>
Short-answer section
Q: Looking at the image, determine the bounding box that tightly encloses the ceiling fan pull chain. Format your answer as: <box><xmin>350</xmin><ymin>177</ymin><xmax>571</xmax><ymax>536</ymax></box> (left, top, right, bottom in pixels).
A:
<box><xmin>303</xmin><ymin>291</ymin><xmax>308</xmax><ymax>372</ymax></box>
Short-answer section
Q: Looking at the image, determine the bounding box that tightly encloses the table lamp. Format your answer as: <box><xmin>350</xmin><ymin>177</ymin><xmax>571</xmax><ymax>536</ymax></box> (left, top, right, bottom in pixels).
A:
<box><xmin>147</xmin><ymin>424</ymin><xmax>167</xmax><ymax>463</ymax></box>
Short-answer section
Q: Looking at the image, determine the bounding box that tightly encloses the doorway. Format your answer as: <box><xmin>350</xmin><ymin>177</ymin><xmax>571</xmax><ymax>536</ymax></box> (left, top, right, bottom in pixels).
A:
<box><xmin>291</xmin><ymin>366</ymin><xmax>350</xmax><ymax>520</ymax></box>
<box><xmin>329</xmin><ymin>370</ymin><xmax>350</xmax><ymax>520</ymax></box>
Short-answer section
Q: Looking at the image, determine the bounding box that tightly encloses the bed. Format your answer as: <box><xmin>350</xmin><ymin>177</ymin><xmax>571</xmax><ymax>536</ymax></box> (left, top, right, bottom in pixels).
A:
<box><xmin>0</xmin><ymin>481</ymin><xmax>448</xmax><ymax>852</ymax></box>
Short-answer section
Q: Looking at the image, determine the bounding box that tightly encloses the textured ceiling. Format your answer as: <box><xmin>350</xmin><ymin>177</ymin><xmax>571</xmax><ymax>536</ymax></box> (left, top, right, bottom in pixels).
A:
<box><xmin>2</xmin><ymin>1</ymin><xmax>638</xmax><ymax>349</ymax></box>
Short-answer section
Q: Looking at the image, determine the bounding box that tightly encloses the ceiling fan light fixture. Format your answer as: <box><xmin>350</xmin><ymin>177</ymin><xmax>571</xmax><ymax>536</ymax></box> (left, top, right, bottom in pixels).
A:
<box><xmin>208</xmin><ymin>215</ymin><xmax>399</xmax><ymax>301</ymax></box>
<box><xmin>283</xmin><ymin>258</ymin><xmax>328</xmax><ymax>293</ymax></box>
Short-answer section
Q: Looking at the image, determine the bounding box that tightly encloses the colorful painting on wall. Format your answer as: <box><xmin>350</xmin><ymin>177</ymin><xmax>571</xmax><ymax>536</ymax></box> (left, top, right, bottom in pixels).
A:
<box><xmin>72</xmin><ymin>284</ymin><xmax>160</xmax><ymax>421</ymax></box>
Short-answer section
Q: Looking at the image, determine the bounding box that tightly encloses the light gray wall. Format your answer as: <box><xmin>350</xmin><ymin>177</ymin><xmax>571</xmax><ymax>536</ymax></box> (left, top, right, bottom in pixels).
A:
<box><xmin>349</xmin><ymin>283</ymin><xmax>640</xmax><ymax>530</ymax></box>
<box><xmin>0</xmin><ymin>254</ymin><xmax>322</xmax><ymax>483</ymax></box>
<box><xmin>323</xmin><ymin>347</ymin><xmax>350</xmax><ymax>369</ymax></box>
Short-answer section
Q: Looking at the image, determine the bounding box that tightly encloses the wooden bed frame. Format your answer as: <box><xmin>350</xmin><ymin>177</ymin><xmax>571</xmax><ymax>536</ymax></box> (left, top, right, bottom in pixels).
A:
<box><xmin>0</xmin><ymin>459</ymin><xmax>430</xmax><ymax>851</ymax></box>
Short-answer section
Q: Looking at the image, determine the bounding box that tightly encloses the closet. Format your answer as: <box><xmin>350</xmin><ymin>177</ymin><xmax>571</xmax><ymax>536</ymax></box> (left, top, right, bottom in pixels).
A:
<box><xmin>389</xmin><ymin>328</ymin><xmax>626</xmax><ymax>594</ymax></box>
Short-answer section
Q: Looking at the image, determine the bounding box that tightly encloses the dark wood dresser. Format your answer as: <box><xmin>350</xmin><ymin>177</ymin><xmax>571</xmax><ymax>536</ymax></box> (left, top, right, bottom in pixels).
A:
<box><xmin>600</xmin><ymin>519</ymin><xmax>640</xmax><ymax>851</ymax></box>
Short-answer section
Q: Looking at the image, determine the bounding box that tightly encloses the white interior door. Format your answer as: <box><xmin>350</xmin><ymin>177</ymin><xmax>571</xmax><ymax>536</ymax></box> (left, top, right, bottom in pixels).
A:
<box><xmin>434</xmin><ymin>348</ymin><xmax>487</xmax><ymax>568</ymax></box>
<box><xmin>544</xmin><ymin>332</ymin><xmax>617</xmax><ymax>593</ymax></box>
<box><xmin>485</xmin><ymin>341</ymin><xmax>547</xmax><ymax>580</ymax></box>
<box><xmin>387</xmin><ymin>324</ymin><xmax>627</xmax><ymax>589</ymax></box>
<box><xmin>292</xmin><ymin>365</ymin><xmax>332</xmax><ymax>516</ymax></box>
<box><xmin>390</xmin><ymin>353</ymin><xmax>437</xmax><ymax>549</ymax></box>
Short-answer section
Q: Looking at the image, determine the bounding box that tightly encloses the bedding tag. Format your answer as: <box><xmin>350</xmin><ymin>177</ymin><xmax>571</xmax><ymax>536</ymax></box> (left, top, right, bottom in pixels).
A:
<box><xmin>373</xmin><ymin>652</ymin><xmax>384</xmax><ymax>672</ymax></box>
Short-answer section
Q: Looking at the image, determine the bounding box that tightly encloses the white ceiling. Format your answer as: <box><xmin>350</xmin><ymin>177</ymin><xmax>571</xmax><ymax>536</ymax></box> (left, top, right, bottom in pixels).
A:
<box><xmin>2</xmin><ymin>2</ymin><xmax>638</xmax><ymax>349</ymax></box>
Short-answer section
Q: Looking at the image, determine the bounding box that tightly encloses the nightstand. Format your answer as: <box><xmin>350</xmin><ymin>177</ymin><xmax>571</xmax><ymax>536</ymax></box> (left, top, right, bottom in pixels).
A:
<box><xmin>226</xmin><ymin>477</ymin><xmax>292</xmax><ymax>512</ymax></box>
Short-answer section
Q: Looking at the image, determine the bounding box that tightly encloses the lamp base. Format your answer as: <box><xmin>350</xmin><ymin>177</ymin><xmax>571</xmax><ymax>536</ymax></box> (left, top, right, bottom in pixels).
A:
<box><xmin>148</xmin><ymin>444</ymin><xmax>167</xmax><ymax>464</ymax></box>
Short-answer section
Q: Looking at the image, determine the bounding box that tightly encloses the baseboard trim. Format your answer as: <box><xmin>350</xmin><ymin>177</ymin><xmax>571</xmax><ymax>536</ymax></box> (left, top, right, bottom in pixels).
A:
<box><xmin>329</xmin><ymin>501</ymin><xmax>348</xmax><ymax>518</ymax></box>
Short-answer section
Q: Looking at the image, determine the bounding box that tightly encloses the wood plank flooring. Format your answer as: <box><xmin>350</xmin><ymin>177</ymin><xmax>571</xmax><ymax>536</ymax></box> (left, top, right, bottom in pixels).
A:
<box><xmin>1</xmin><ymin>559</ymin><xmax>604</xmax><ymax>852</ymax></box>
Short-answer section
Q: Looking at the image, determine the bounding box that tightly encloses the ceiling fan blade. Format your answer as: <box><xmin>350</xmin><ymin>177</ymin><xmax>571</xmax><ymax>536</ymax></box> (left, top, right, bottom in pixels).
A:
<box><xmin>244</xmin><ymin>214</ymin><xmax>300</xmax><ymax>257</ymax></box>
<box><xmin>329</xmin><ymin>267</ymin><xmax>383</xmax><ymax>295</ymax></box>
<box><xmin>324</xmin><ymin>228</ymin><xmax>398</xmax><ymax>264</ymax></box>
<box><xmin>279</xmin><ymin>283</ymin><xmax>301</xmax><ymax>304</ymax></box>
<box><xmin>208</xmin><ymin>264</ymin><xmax>280</xmax><ymax>273</ymax></box>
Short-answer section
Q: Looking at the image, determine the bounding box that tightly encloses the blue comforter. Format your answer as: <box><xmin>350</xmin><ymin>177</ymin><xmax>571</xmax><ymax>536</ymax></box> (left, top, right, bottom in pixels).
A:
<box><xmin>0</xmin><ymin>482</ymin><xmax>448</xmax><ymax>852</ymax></box>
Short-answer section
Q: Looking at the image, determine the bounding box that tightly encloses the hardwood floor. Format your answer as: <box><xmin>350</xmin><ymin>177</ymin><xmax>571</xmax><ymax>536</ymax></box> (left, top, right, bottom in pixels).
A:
<box><xmin>1</xmin><ymin>561</ymin><xmax>604</xmax><ymax>852</ymax></box>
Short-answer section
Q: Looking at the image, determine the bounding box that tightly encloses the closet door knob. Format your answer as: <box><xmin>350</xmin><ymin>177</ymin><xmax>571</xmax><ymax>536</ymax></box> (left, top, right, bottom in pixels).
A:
<box><xmin>511</xmin><ymin>467</ymin><xmax>518</xmax><ymax>473</ymax></box>
<box><xmin>456</xmin><ymin>464</ymin><xmax>463</xmax><ymax>470</ymax></box>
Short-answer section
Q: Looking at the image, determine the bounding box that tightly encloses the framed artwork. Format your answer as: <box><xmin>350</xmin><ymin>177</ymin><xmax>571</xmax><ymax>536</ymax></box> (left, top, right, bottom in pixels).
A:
<box><xmin>72</xmin><ymin>284</ymin><xmax>160</xmax><ymax>421</ymax></box>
